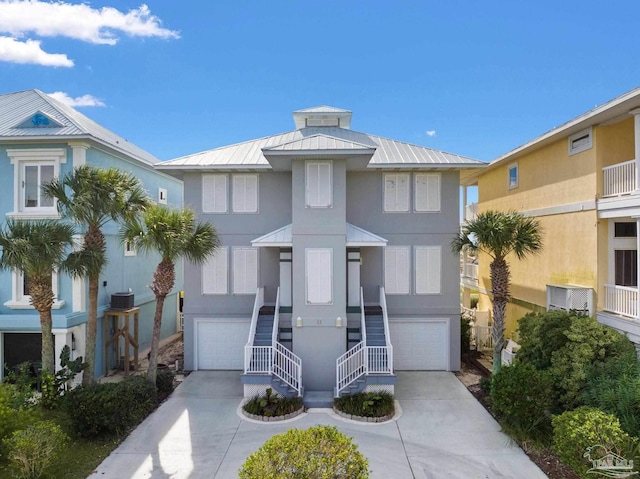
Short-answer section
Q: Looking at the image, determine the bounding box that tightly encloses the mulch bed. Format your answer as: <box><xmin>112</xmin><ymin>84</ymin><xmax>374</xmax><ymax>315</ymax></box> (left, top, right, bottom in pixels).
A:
<box><xmin>456</xmin><ymin>356</ymin><xmax>579</xmax><ymax>479</ymax></box>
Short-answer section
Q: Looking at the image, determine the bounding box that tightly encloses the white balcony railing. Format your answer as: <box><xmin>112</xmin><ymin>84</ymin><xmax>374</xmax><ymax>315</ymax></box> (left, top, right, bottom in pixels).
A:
<box><xmin>604</xmin><ymin>284</ymin><xmax>638</xmax><ymax>319</ymax></box>
<box><xmin>462</xmin><ymin>262</ymin><xmax>478</xmax><ymax>280</ymax></box>
<box><xmin>603</xmin><ymin>160</ymin><xmax>636</xmax><ymax>197</ymax></box>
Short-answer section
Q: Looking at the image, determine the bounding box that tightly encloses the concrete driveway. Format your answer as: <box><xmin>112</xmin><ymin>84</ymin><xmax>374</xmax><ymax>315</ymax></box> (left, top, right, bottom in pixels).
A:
<box><xmin>90</xmin><ymin>371</ymin><xmax>547</xmax><ymax>478</ymax></box>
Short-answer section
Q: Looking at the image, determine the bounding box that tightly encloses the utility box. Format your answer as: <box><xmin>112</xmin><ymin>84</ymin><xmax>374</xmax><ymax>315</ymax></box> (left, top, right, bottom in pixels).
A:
<box><xmin>111</xmin><ymin>292</ymin><xmax>134</xmax><ymax>310</ymax></box>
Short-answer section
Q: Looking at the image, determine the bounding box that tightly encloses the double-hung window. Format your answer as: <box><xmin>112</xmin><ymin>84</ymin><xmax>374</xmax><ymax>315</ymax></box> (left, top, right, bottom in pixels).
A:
<box><xmin>7</xmin><ymin>148</ymin><xmax>66</xmax><ymax>218</ymax></box>
<box><xmin>5</xmin><ymin>270</ymin><xmax>63</xmax><ymax>310</ymax></box>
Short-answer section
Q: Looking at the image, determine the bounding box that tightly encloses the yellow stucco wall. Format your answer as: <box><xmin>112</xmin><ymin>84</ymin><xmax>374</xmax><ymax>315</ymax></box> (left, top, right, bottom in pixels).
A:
<box><xmin>472</xmin><ymin>117</ymin><xmax>634</xmax><ymax>337</ymax></box>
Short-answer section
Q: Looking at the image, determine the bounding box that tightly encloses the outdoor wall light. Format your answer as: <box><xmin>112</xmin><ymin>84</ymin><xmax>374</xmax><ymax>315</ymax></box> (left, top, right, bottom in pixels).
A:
<box><xmin>71</xmin><ymin>333</ymin><xmax>76</xmax><ymax>351</ymax></box>
<box><xmin>336</xmin><ymin>316</ymin><xmax>342</xmax><ymax>328</ymax></box>
<box><xmin>296</xmin><ymin>316</ymin><xmax>302</xmax><ymax>328</ymax></box>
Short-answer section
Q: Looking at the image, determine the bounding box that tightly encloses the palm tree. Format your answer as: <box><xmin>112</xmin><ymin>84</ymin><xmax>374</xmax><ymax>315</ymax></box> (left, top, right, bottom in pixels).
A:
<box><xmin>452</xmin><ymin>210</ymin><xmax>542</xmax><ymax>375</ymax></box>
<box><xmin>0</xmin><ymin>220</ymin><xmax>77</xmax><ymax>374</ymax></box>
<box><xmin>43</xmin><ymin>166</ymin><xmax>150</xmax><ymax>383</ymax></box>
<box><xmin>121</xmin><ymin>205</ymin><xmax>218</xmax><ymax>384</ymax></box>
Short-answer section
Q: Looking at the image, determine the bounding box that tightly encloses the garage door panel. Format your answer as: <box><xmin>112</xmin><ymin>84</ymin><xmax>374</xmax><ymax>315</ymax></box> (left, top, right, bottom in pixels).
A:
<box><xmin>196</xmin><ymin>320</ymin><xmax>250</xmax><ymax>370</ymax></box>
<box><xmin>390</xmin><ymin>320</ymin><xmax>448</xmax><ymax>370</ymax></box>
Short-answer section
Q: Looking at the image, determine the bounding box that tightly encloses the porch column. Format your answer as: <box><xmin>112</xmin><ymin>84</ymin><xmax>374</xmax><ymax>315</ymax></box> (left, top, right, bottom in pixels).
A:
<box><xmin>630</xmin><ymin>109</ymin><xmax>640</xmax><ymax>192</ymax></box>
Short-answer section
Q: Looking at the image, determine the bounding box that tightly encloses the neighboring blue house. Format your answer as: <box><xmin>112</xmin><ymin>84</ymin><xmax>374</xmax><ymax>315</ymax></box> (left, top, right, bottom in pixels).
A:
<box><xmin>0</xmin><ymin>89</ymin><xmax>183</xmax><ymax>379</ymax></box>
<box><xmin>158</xmin><ymin>106</ymin><xmax>485</xmax><ymax>404</ymax></box>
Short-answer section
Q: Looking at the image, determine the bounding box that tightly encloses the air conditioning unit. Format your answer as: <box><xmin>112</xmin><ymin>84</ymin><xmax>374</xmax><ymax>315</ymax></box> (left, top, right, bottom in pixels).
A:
<box><xmin>111</xmin><ymin>292</ymin><xmax>134</xmax><ymax>310</ymax></box>
<box><xmin>546</xmin><ymin>284</ymin><xmax>593</xmax><ymax>316</ymax></box>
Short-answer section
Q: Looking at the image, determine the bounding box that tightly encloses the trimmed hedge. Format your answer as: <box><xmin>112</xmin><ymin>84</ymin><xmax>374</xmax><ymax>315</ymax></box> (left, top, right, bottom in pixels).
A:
<box><xmin>334</xmin><ymin>392</ymin><xmax>394</xmax><ymax>418</ymax></box>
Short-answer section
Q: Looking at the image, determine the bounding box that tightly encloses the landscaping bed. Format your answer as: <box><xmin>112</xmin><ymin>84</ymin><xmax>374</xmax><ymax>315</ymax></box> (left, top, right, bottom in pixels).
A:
<box><xmin>242</xmin><ymin>388</ymin><xmax>304</xmax><ymax>421</ymax></box>
<box><xmin>333</xmin><ymin>391</ymin><xmax>395</xmax><ymax>422</ymax></box>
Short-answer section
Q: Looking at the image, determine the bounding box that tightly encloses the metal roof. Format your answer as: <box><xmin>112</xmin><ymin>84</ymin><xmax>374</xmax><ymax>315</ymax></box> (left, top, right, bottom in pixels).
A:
<box><xmin>251</xmin><ymin>223</ymin><xmax>388</xmax><ymax>247</ymax></box>
<box><xmin>263</xmin><ymin>134</ymin><xmax>375</xmax><ymax>152</ymax></box>
<box><xmin>0</xmin><ymin>89</ymin><xmax>160</xmax><ymax>166</ymax></box>
<box><xmin>293</xmin><ymin>106</ymin><xmax>351</xmax><ymax>114</ymax></box>
<box><xmin>158</xmin><ymin>125</ymin><xmax>484</xmax><ymax>171</ymax></box>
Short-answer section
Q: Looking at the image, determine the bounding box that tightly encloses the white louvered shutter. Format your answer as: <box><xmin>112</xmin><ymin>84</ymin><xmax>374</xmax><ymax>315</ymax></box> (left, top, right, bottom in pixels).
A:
<box><xmin>307</xmin><ymin>162</ymin><xmax>332</xmax><ymax>207</ymax></box>
<box><xmin>415</xmin><ymin>246</ymin><xmax>441</xmax><ymax>294</ymax></box>
<box><xmin>385</xmin><ymin>247</ymin><xmax>410</xmax><ymax>294</ymax></box>
<box><xmin>233</xmin><ymin>248</ymin><xmax>258</xmax><ymax>294</ymax></box>
<box><xmin>203</xmin><ymin>247</ymin><xmax>228</xmax><ymax>294</ymax></box>
<box><xmin>202</xmin><ymin>174</ymin><xmax>227</xmax><ymax>213</ymax></box>
<box><xmin>233</xmin><ymin>175</ymin><xmax>258</xmax><ymax>213</ymax></box>
<box><xmin>384</xmin><ymin>174</ymin><xmax>409</xmax><ymax>212</ymax></box>
<box><xmin>415</xmin><ymin>173</ymin><xmax>441</xmax><ymax>212</ymax></box>
<box><xmin>307</xmin><ymin>249</ymin><xmax>332</xmax><ymax>303</ymax></box>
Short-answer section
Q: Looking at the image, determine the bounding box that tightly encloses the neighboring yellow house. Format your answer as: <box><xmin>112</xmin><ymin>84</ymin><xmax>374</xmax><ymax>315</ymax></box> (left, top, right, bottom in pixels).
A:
<box><xmin>461</xmin><ymin>86</ymin><xmax>640</xmax><ymax>348</ymax></box>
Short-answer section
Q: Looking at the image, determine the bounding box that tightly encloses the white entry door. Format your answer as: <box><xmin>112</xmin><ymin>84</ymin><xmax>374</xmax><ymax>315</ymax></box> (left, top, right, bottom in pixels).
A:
<box><xmin>390</xmin><ymin>319</ymin><xmax>449</xmax><ymax>370</ymax></box>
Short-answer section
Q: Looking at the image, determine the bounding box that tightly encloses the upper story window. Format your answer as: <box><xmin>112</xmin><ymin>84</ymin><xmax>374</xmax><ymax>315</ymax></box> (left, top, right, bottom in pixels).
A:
<box><xmin>232</xmin><ymin>174</ymin><xmax>258</xmax><ymax>213</ymax></box>
<box><xmin>415</xmin><ymin>246</ymin><xmax>441</xmax><ymax>294</ymax></box>
<box><xmin>232</xmin><ymin>247</ymin><xmax>258</xmax><ymax>294</ymax></box>
<box><xmin>7</xmin><ymin>148</ymin><xmax>66</xmax><ymax>218</ymax></box>
<box><xmin>414</xmin><ymin>173</ymin><xmax>441</xmax><ymax>212</ymax></box>
<box><xmin>615</xmin><ymin>222</ymin><xmax>637</xmax><ymax>238</ymax></box>
<box><xmin>306</xmin><ymin>161</ymin><xmax>332</xmax><ymax>208</ymax></box>
<box><xmin>568</xmin><ymin>127</ymin><xmax>592</xmax><ymax>156</ymax></box>
<box><xmin>5</xmin><ymin>270</ymin><xmax>64</xmax><ymax>310</ymax></box>
<box><xmin>508</xmin><ymin>163</ymin><xmax>518</xmax><ymax>190</ymax></box>
<box><xmin>202</xmin><ymin>174</ymin><xmax>228</xmax><ymax>213</ymax></box>
<box><xmin>384</xmin><ymin>246</ymin><xmax>410</xmax><ymax>294</ymax></box>
<box><xmin>202</xmin><ymin>247</ymin><xmax>228</xmax><ymax>295</ymax></box>
<box><xmin>384</xmin><ymin>173</ymin><xmax>410</xmax><ymax>212</ymax></box>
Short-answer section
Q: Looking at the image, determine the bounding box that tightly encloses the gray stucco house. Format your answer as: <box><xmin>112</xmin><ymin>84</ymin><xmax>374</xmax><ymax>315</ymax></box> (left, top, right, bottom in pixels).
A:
<box><xmin>0</xmin><ymin>89</ymin><xmax>183</xmax><ymax>380</ymax></box>
<box><xmin>157</xmin><ymin>106</ymin><xmax>484</xmax><ymax>402</ymax></box>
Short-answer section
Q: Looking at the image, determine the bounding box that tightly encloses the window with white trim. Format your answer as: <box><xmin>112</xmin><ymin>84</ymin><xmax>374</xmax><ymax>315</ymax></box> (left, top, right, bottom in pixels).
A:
<box><xmin>232</xmin><ymin>174</ymin><xmax>258</xmax><ymax>213</ymax></box>
<box><xmin>415</xmin><ymin>173</ymin><xmax>441</xmax><ymax>212</ymax></box>
<box><xmin>415</xmin><ymin>246</ymin><xmax>441</xmax><ymax>294</ymax></box>
<box><xmin>384</xmin><ymin>173</ymin><xmax>410</xmax><ymax>212</ymax></box>
<box><xmin>384</xmin><ymin>246</ymin><xmax>410</xmax><ymax>294</ymax></box>
<box><xmin>232</xmin><ymin>247</ymin><xmax>258</xmax><ymax>294</ymax></box>
<box><xmin>124</xmin><ymin>240</ymin><xmax>137</xmax><ymax>257</ymax></box>
<box><xmin>5</xmin><ymin>270</ymin><xmax>63</xmax><ymax>310</ymax></box>
<box><xmin>202</xmin><ymin>247</ymin><xmax>228</xmax><ymax>294</ymax></box>
<box><xmin>306</xmin><ymin>248</ymin><xmax>332</xmax><ymax>304</ymax></box>
<box><xmin>158</xmin><ymin>188</ymin><xmax>167</xmax><ymax>205</ymax></box>
<box><xmin>7</xmin><ymin>148</ymin><xmax>66</xmax><ymax>218</ymax></box>
<box><xmin>568</xmin><ymin>127</ymin><xmax>592</xmax><ymax>156</ymax></box>
<box><xmin>202</xmin><ymin>174</ymin><xmax>227</xmax><ymax>213</ymax></box>
<box><xmin>508</xmin><ymin>163</ymin><xmax>518</xmax><ymax>190</ymax></box>
<box><xmin>306</xmin><ymin>161</ymin><xmax>332</xmax><ymax>208</ymax></box>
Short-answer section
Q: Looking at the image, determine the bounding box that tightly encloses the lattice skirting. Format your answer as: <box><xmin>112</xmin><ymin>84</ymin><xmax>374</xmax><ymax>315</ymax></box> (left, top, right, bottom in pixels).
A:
<box><xmin>244</xmin><ymin>384</ymin><xmax>271</xmax><ymax>398</ymax></box>
<box><xmin>364</xmin><ymin>385</ymin><xmax>394</xmax><ymax>395</ymax></box>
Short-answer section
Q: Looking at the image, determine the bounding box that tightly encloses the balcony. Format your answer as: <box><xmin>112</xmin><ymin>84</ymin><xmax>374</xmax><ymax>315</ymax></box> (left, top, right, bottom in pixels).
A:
<box><xmin>603</xmin><ymin>284</ymin><xmax>638</xmax><ymax>319</ymax></box>
<box><xmin>603</xmin><ymin>160</ymin><xmax>636</xmax><ymax>197</ymax></box>
<box><xmin>462</xmin><ymin>262</ymin><xmax>478</xmax><ymax>281</ymax></box>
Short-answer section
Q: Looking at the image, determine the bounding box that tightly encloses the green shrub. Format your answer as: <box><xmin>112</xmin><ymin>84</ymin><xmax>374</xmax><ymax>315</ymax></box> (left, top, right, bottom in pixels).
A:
<box><xmin>516</xmin><ymin>311</ymin><xmax>636</xmax><ymax>410</ymax></box>
<box><xmin>239</xmin><ymin>425</ymin><xmax>369</xmax><ymax>479</ymax></box>
<box><xmin>0</xmin><ymin>383</ymin><xmax>39</xmax><ymax>457</ymax></box>
<box><xmin>552</xmin><ymin>406</ymin><xmax>635</xmax><ymax>477</ymax></box>
<box><xmin>333</xmin><ymin>391</ymin><xmax>394</xmax><ymax>418</ymax></box>
<box><xmin>460</xmin><ymin>313</ymin><xmax>472</xmax><ymax>353</ymax></box>
<box><xmin>479</xmin><ymin>376</ymin><xmax>492</xmax><ymax>394</ymax></box>
<box><xmin>490</xmin><ymin>363</ymin><xmax>553</xmax><ymax>442</ymax></box>
<box><xmin>64</xmin><ymin>375</ymin><xmax>157</xmax><ymax>437</ymax></box>
<box><xmin>39</xmin><ymin>373</ymin><xmax>57</xmax><ymax>410</ymax></box>
<box><xmin>243</xmin><ymin>388</ymin><xmax>303</xmax><ymax>417</ymax></box>
<box><xmin>155</xmin><ymin>369</ymin><xmax>175</xmax><ymax>394</ymax></box>
<box><xmin>3</xmin><ymin>421</ymin><xmax>68</xmax><ymax>479</ymax></box>
<box><xmin>582</xmin><ymin>352</ymin><xmax>640</xmax><ymax>437</ymax></box>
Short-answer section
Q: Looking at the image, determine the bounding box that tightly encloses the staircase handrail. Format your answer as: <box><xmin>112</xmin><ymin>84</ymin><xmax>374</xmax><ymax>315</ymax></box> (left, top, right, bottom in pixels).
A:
<box><xmin>272</xmin><ymin>287</ymin><xmax>280</xmax><ymax>345</ymax></box>
<box><xmin>360</xmin><ymin>286</ymin><xmax>367</xmax><ymax>345</ymax></box>
<box><xmin>379</xmin><ymin>286</ymin><xmax>394</xmax><ymax>372</ymax></box>
<box><xmin>273</xmin><ymin>342</ymin><xmax>303</xmax><ymax>396</ymax></box>
<box><xmin>244</xmin><ymin>286</ymin><xmax>265</xmax><ymax>374</ymax></box>
<box><xmin>336</xmin><ymin>341</ymin><xmax>366</xmax><ymax>396</ymax></box>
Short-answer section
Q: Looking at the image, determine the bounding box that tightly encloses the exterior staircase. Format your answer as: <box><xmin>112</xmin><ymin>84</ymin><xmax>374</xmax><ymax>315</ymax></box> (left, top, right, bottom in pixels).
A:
<box><xmin>253</xmin><ymin>306</ymin><xmax>274</xmax><ymax>347</ymax></box>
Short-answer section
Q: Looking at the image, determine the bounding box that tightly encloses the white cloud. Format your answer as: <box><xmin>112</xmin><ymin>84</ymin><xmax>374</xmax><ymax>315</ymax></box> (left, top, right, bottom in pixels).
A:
<box><xmin>426</xmin><ymin>130</ymin><xmax>437</xmax><ymax>137</ymax></box>
<box><xmin>0</xmin><ymin>35</ymin><xmax>73</xmax><ymax>66</ymax></box>
<box><xmin>47</xmin><ymin>91</ymin><xmax>106</xmax><ymax>107</ymax></box>
<box><xmin>0</xmin><ymin>1</ymin><xmax>179</xmax><ymax>44</ymax></box>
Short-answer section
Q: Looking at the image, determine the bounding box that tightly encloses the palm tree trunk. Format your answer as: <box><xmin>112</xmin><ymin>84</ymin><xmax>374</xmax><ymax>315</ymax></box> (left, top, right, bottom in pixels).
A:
<box><xmin>29</xmin><ymin>276</ymin><xmax>56</xmax><ymax>374</ymax></box>
<box><xmin>147</xmin><ymin>258</ymin><xmax>175</xmax><ymax>385</ymax></box>
<box><xmin>40</xmin><ymin>308</ymin><xmax>55</xmax><ymax>375</ymax></box>
<box><xmin>490</xmin><ymin>257</ymin><xmax>510</xmax><ymax>376</ymax></box>
<box><xmin>83</xmin><ymin>274</ymin><xmax>99</xmax><ymax>384</ymax></box>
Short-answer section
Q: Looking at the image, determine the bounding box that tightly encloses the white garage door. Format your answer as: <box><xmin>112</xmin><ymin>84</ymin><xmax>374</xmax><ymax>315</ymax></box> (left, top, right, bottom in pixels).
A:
<box><xmin>389</xmin><ymin>319</ymin><xmax>449</xmax><ymax>370</ymax></box>
<box><xmin>195</xmin><ymin>319</ymin><xmax>250</xmax><ymax>370</ymax></box>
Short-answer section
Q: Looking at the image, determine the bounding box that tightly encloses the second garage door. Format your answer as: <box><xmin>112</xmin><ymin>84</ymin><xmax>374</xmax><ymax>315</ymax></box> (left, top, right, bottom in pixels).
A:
<box><xmin>195</xmin><ymin>319</ymin><xmax>250</xmax><ymax>370</ymax></box>
<box><xmin>389</xmin><ymin>319</ymin><xmax>449</xmax><ymax>370</ymax></box>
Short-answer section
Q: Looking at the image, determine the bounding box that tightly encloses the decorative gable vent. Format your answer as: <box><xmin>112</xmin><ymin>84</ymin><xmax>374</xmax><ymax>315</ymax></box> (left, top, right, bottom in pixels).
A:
<box><xmin>15</xmin><ymin>111</ymin><xmax>63</xmax><ymax>129</ymax></box>
<box><xmin>306</xmin><ymin>117</ymin><xmax>340</xmax><ymax>127</ymax></box>
<box><xmin>546</xmin><ymin>284</ymin><xmax>593</xmax><ymax>316</ymax></box>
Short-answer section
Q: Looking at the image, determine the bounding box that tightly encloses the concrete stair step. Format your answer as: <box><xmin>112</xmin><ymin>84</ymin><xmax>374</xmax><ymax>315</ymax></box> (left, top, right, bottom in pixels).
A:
<box><xmin>304</xmin><ymin>390</ymin><xmax>334</xmax><ymax>408</ymax></box>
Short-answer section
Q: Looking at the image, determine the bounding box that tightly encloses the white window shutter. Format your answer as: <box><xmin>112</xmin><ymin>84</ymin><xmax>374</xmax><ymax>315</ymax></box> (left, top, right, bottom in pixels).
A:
<box><xmin>233</xmin><ymin>248</ymin><xmax>258</xmax><ymax>294</ymax></box>
<box><xmin>246</xmin><ymin>175</ymin><xmax>258</xmax><ymax>212</ymax></box>
<box><xmin>385</xmin><ymin>247</ymin><xmax>410</xmax><ymax>294</ymax></box>
<box><xmin>318</xmin><ymin>162</ymin><xmax>331</xmax><ymax>207</ymax></box>
<box><xmin>307</xmin><ymin>249</ymin><xmax>332</xmax><ymax>303</ymax></box>
<box><xmin>203</xmin><ymin>247</ymin><xmax>227</xmax><ymax>294</ymax></box>
<box><xmin>307</xmin><ymin>163</ymin><xmax>319</xmax><ymax>206</ymax></box>
<box><xmin>416</xmin><ymin>246</ymin><xmax>441</xmax><ymax>294</ymax></box>
<box><xmin>232</xmin><ymin>175</ymin><xmax>244</xmax><ymax>212</ymax></box>
<box><xmin>203</xmin><ymin>175</ymin><xmax>227</xmax><ymax>213</ymax></box>
<box><xmin>384</xmin><ymin>174</ymin><xmax>409</xmax><ymax>212</ymax></box>
<box><xmin>307</xmin><ymin>162</ymin><xmax>331</xmax><ymax>207</ymax></box>
<box><xmin>415</xmin><ymin>173</ymin><xmax>440</xmax><ymax>212</ymax></box>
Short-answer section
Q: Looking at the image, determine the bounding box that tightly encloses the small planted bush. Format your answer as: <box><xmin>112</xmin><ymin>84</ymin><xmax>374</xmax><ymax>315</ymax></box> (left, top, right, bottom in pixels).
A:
<box><xmin>64</xmin><ymin>375</ymin><xmax>157</xmax><ymax>437</ymax></box>
<box><xmin>156</xmin><ymin>369</ymin><xmax>175</xmax><ymax>394</ymax></box>
<box><xmin>490</xmin><ymin>363</ymin><xmax>553</xmax><ymax>442</ymax></box>
<box><xmin>239</xmin><ymin>425</ymin><xmax>369</xmax><ymax>479</ymax></box>
<box><xmin>552</xmin><ymin>406</ymin><xmax>635</xmax><ymax>478</ymax></box>
<box><xmin>0</xmin><ymin>383</ymin><xmax>39</xmax><ymax>455</ymax></box>
<box><xmin>334</xmin><ymin>391</ymin><xmax>394</xmax><ymax>418</ymax></box>
<box><xmin>3</xmin><ymin>421</ymin><xmax>68</xmax><ymax>479</ymax></box>
<box><xmin>243</xmin><ymin>388</ymin><xmax>303</xmax><ymax>417</ymax></box>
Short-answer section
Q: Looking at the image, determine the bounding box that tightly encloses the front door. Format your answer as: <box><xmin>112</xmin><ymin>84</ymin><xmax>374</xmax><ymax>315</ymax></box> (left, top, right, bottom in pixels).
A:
<box><xmin>279</xmin><ymin>249</ymin><xmax>292</xmax><ymax>308</ymax></box>
<box><xmin>347</xmin><ymin>249</ymin><xmax>360</xmax><ymax>308</ymax></box>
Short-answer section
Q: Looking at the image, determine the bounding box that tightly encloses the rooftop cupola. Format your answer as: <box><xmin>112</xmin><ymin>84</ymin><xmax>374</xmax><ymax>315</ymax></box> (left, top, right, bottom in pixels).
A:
<box><xmin>292</xmin><ymin>106</ymin><xmax>352</xmax><ymax>130</ymax></box>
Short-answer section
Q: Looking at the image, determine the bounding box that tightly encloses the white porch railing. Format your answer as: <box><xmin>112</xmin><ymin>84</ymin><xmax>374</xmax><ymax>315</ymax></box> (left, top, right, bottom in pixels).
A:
<box><xmin>244</xmin><ymin>287</ymin><xmax>266</xmax><ymax>374</ymax></box>
<box><xmin>603</xmin><ymin>160</ymin><xmax>636</xmax><ymax>197</ymax></box>
<box><xmin>604</xmin><ymin>284</ymin><xmax>638</xmax><ymax>319</ymax></box>
<box><xmin>473</xmin><ymin>325</ymin><xmax>493</xmax><ymax>352</ymax></box>
<box><xmin>336</xmin><ymin>287</ymin><xmax>393</xmax><ymax>397</ymax></box>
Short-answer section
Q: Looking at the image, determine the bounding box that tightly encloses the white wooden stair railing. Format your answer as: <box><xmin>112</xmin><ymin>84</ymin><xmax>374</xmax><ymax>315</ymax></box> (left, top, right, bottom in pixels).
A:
<box><xmin>272</xmin><ymin>287</ymin><xmax>303</xmax><ymax>396</ymax></box>
<box><xmin>244</xmin><ymin>287</ymin><xmax>269</xmax><ymax>373</ymax></box>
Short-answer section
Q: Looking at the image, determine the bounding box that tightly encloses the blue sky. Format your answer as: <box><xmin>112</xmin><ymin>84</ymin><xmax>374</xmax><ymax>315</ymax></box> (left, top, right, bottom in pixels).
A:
<box><xmin>1</xmin><ymin>1</ymin><xmax>639</xmax><ymax>164</ymax></box>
